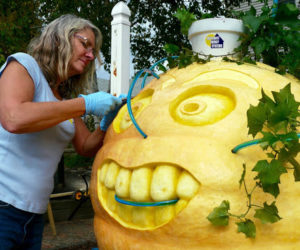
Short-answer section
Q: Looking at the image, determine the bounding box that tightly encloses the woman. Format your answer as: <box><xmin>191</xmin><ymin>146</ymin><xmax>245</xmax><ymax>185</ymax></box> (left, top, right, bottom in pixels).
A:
<box><xmin>0</xmin><ymin>14</ymin><xmax>121</xmax><ymax>249</ymax></box>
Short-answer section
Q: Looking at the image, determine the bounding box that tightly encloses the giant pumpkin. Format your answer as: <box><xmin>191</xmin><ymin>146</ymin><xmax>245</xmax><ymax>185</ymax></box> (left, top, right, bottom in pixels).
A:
<box><xmin>90</xmin><ymin>60</ymin><xmax>300</xmax><ymax>249</ymax></box>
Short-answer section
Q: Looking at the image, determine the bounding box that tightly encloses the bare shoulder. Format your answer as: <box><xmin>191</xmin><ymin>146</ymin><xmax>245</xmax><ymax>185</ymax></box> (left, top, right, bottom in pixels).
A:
<box><xmin>0</xmin><ymin>60</ymin><xmax>35</xmax><ymax>103</ymax></box>
<box><xmin>1</xmin><ymin>60</ymin><xmax>33</xmax><ymax>80</ymax></box>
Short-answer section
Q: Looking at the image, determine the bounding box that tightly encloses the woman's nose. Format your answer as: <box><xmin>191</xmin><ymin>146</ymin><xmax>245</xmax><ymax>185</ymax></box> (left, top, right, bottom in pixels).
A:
<box><xmin>85</xmin><ymin>50</ymin><xmax>95</xmax><ymax>60</ymax></box>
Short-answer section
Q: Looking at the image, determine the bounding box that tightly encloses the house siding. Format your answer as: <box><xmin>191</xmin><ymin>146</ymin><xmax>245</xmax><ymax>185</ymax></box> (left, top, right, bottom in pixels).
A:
<box><xmin>234</xmin><ymin>0</ymin><xmax>300</xmax><ymax>13</ymax></box>
<box><xmin>234</xmin><ymin>1</ymin><xmax>269</xmax><ymax>14</ymax></box>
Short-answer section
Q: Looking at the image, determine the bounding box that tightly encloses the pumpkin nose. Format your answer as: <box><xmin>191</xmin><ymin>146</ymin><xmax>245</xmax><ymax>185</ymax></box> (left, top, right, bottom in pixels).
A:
<box><xmin>97</xmin><ymin>161</ymin><xmax>200</xmax><ymax>229</ymax></box>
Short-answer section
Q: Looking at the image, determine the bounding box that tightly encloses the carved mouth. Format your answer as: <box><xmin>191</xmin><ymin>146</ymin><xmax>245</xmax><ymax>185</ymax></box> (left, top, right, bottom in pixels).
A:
<box><xmin>97</xmin><ymin>161</ymin><xmax>200</xmax><ymax>230</ymax></box>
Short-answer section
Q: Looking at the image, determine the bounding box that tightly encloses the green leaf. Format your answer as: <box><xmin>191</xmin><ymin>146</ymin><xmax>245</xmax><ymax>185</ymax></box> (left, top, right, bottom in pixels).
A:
<box><xmin>278</xmin><ymin>142</ymin><xmax>300</xmax><ymax>163</ymax></box>
<box><xmin>252</xmin><ymin>159</ymin><xmax>287</xmax><ymax>197</ymax></box>
<box><xmin>241</xmin><ymin>6</ymin><xmax>269</xmax><ymax>33</ymax></box>
<box><xmin>253</xmin><ymin>159</ymin><xmax>287</xmax><ymax>185</ymax></box>
<box><xmin>260</xmin><ymin>132</ymin><xmax>299</xmax><ymax>152</ymax></box>
<box><xmin>275</xmin><ymin>3</ymin><xmax>299</xmax><ymax>21</ymax></box>
<box><xmin>193</xmin><ymin>54</ymin><xmax>207</xmax><ymax>64</ymax></box>
<box><xmin>242</xmin><ymin>14</ymin><xmax>262</xmax><ymax>33</ymax></box>
<box><xmin>267</xmin><ymin>152</ymin><xmax>275</xmax><ymax>159</ymax></box>
<box><xmin>174</xmin><ymin>8</ymin><xmax>196</xmax><ymax>35</ymax></box>
<box><xmin>201</xmin><ymin>13</ymin><xmax>214</xmax><ymax>19</ymax></box>
<box><xmin>233</xmin><ymin>0</ymin><xmax>299</xmax><ymax>78</ymax></box>
<box><xmin>260</xmin><ymin>89</ymin><xmax>276</xmax><ymax>107</ymax></box>
<box><xmin>247</xmin><ymin>85</ymin><xmax>300</xmax><ymax>137</ymax></box>
<box><xmin>248</xmin><ymin>5</ymin><xmax>257</xmax><ymax>16</ymax></box>
<box><xmin>251</xmin><ymin>37</ymin><xmax>267</xmax><ymax>57</ymax></box>
<box><xmin>254</xmin><ymin>202</ymin><xmax>281</xmax><ymax>224</ymax></box>
<box><xmin>207</xmin><ymin>200</ymin><xmax>230</xmax><ymax>226</ymax></box>
<box><xmin>280</xmin><ymin>132</ymin><xmax>299</xmax><ymax>146</ymax></box>
<box><xmin>236</xmin><ymin>219</ymin><xmax>256</xmax><ymax>238</ymax></box>
<box><xmin>163</xmin><ymin>43</ymin><xmax>180</xmax><ymax>54</ymax></box>
<box><xmin>293</xmin><ymin>162</ymin><xmax>300</xmax><ymax>182</ymax></box>
<box><xmin>166</xmin><ymin>56</ymin><xmax>178</xmax><ymax>69</ymax></box>
<box><xmin>271</xmin><ymin>84</ymin><xmax>300</xmax><ymax>126</ymax></box>
<box><xmin>157</xmin><ymin>63</ymin><xmax>167</xmax><ymax>73</ymax></box>
<box><xmin>178</xmin><ymin>51</ymin><xmax>193</xmax><ymax>69</ymax></box>
<box><xmin>273</xmin><ymin>83</ymin><xmax>298</xmax><ymax>102</ymax></box>
<box><xmin>242</xmin><ymin>56</ymin><xmax>256</xmax><ymax>65</ymax></box>
<box><xmin>247</xmin><ymin>102</ymin><xmax>267</xmax><ymax>137</ymax></box>
<box><xmin>222</xmin><ymin>57</ymin><xmax>235</xmax><ymax>63</ymax></box>
<box><xmin>260</xmin><ymin>132</ymin><xmax>280</xmax><ymax>149</ymax></box>
<box><xmin>262</xmin><ymin>183</ymin><xmax>280</xmax><ymax>198</ymax></box>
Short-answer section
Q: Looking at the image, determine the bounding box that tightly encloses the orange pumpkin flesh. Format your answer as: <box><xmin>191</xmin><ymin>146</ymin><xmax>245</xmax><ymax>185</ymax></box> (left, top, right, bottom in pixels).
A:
<box><xmin>91</xmin><ymin>60</ymin><xmax>300</xmax><ymax>249</ymax></box>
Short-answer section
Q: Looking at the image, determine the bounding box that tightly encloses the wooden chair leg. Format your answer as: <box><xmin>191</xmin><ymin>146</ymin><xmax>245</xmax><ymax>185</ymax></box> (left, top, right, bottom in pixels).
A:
<box><xmin>47</xmin><ymin>202</ymin><xmax>57</xmax><ymax>236</ymax></box>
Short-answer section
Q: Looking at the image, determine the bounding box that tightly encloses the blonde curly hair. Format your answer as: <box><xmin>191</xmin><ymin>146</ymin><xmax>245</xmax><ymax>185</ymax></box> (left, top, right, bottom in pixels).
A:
<box><xmin>28</xmin><ymin>14</ymin><xmax>102</xmax><ymax>98</ymax></box>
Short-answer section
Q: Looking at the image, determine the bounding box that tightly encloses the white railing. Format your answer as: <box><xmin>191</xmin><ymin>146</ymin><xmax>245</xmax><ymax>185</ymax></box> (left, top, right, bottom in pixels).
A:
<box><xmin>110</xmin><ymin>1</ymin><xmax>131</xmax><ymax>96</ymax></box>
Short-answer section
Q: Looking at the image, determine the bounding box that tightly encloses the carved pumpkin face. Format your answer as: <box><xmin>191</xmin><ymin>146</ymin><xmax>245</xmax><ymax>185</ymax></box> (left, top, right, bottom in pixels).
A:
<box><xmin>91</xmin><ymin>61</ymin><xmax>300</xmax><ymax>249</ymax></box>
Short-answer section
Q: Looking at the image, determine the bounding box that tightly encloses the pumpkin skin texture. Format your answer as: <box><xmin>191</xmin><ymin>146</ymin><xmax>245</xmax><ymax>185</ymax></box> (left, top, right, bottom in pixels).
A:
<box><xmin>90</xmin><ymin>60</ymin><xmax>300</xmax><ymax>250</ymax></box>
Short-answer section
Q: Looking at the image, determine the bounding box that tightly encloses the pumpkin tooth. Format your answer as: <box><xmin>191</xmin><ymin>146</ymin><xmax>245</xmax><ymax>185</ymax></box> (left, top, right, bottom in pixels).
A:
<box><xmin>130</xmin><ymin>167</ymin><xmax>152</xmax><ymax>201</ymax></box>
<box><xmin>107</xmin><ymin>190</ymin><xmax>117</xmax><ymax>212</ymax></box>
<box><xmin>132</xmin><ymin>207</ymin><xmax>154</xmax><ymax>227</ymax></box>
<box><xmin>154</xmin><ymin>205</ymin><xmax>176</xmax><ymax>225</ymax></box>
<box><xmin>150</xmin><ymin>165</ymin><xmax>181</xmax><ymax>201</ymax></box>
<box><xmin>175</xmin><ymin>199</ymin><xmax>188</xmax><ymax>214</ymax></box>
<box><xmin>97</xmin><ymin>161</ymin><xmax>200</xmax><ymax>230</ymax></box>
<box><xmin>117</xmin><ymin>203</ymin><xmax>132</xmax><ymax>223</ymax></box>
<box><xmin>176</xmin><ymin>171</ymin><xmax>200</xmax><ymax>199</ymax></box>
<box><xmin>99</xmin><ymin>162</ymin><xmax>109</xmax><ymax>184</ymax></box>
<box><xmin>104</xmin><ymin>162</ymin><xmax>120</xmax><ymax>189</ymax></box>
<box><xmin>115</xmin><ymin>168</ymin><xmax>132</xmax><ymax>198</ymax></box>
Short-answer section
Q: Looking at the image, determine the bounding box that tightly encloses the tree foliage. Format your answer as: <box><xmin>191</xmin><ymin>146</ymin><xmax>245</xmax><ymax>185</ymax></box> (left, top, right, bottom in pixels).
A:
<box><xmin>0</xmin><ymin>0</ymin><xmax>41</xmax><ymax>65</ymax></box>
<box><xmin>2</xmin><ymin>0</ymin><xmax>252</xmax><ymax>72</ymax></box>
<box><xmin>37</xmin><ymin>0</ymin><xmax>251</xmax><ymax>73</ymax></box>
<box><xmin>124</xmin><ymin>0</ymin><xmax>251</xmax><ymax>70</ymax></box>
<box><xmin>235</xmin><ymin>1</ymin><xmax>300</xmax><ymax>78</ymax></box>
<box><xmin>38</xmin><ymin>0</ymin><xmax>118</xmax><ymax>72</ymax></box>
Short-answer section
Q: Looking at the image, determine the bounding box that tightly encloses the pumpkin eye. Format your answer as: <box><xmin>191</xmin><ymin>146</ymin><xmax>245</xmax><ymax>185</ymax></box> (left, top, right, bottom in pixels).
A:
<box><xmin>169</xmin><ymin>85</ymin><xmax>236</xmax><ymax>126</ymax></box>
<box><xmin>113</xmin><ymin>89</ymin><xmax>154</xmax><ymax>133</ymax></box>
<box><xmin>179</xmin><ymin>99</ymin><xmax>207</xmax><ymax>115</ymax></box>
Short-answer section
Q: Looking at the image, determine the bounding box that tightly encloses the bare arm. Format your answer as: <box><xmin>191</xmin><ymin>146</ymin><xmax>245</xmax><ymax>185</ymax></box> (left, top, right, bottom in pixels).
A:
<box><xmin>0</xmin><ymin>61</ymin><xmax>86</xmax><ymax>133</ymax></box>
<box><xmin>0</xmin><ymin>60</ymin><xmax>106</xmax><ymax>156</ymax></box>
<box><xmin>72</xmin><ymin>117</ymin><xmax>105</xmax><ymax>157</ymax></box>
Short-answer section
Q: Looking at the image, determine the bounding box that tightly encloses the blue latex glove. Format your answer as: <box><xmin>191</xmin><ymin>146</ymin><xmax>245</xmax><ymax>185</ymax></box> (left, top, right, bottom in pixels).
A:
<box><xmin>100</xmin><ymin>94</ymin><xmax>127</xmax><ymax>131</ymax></box>
<box><xmin>118</xmin><ymin>93</ymin><xmax>127</xmax><ymax>100</ymax></box>
<box><xmin>79</xmin><ymin>92</ymin><xmax>122</xmax><ymax>117</ymax></box>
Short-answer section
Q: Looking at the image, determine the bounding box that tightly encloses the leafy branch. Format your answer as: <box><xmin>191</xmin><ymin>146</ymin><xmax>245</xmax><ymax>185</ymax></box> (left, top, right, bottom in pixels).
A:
<box><xmin>173</xmin><ymin>8</ymin><xmax>197</xmax><ymax>36</ymax></box>
<box><xmin>158</xmin><ymin>44</ymin><xmax>213</xmax><ymax>72</ymax></box>
<box><xmin>160</xmin><ymin>2</ymin><xmax>300</xmax><ymax>239</ymax></box>
<box><xmin>163</xmin><ymin>2</ymin><xmax>300</xmax><ymax>79</ymax></box>
<box><xmin>234</xmin><ymin>2</ymin><xmax>300</xmax><ymax>78</ymax></box>
<box><xmin>207</xmin><ymin>84</ymin><xmax>300</xmax><ymax>238</ymax></box>
<box><xmin>161</xmin><ymin>8</ymin><xmax>215</xmax><ymax>71</ymax></box>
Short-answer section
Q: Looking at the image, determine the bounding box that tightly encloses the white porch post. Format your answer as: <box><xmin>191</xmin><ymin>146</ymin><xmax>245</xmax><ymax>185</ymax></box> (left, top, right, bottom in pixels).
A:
<box><xmin>110</xmin><ymin>1</ymin><xmax>131</xmax><ymax>96</ymax></box>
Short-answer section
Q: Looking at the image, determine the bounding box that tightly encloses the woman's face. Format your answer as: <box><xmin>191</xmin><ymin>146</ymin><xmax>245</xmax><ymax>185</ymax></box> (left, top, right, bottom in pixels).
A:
<box><xmin>68</xmin><ymin>28</ymin><xmax>96</xmax><ymax>77</ymax></box>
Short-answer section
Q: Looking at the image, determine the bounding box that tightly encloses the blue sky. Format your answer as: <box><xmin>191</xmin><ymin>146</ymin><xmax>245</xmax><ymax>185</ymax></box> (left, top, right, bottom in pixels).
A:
<box><xmin>96</xmin><ymin>64</ymin><xmax>110</xmax><ymax>80</ymax></box>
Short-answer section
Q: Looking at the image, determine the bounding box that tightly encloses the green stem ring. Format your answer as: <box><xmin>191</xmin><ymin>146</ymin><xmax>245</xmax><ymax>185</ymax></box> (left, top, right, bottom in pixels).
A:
<box><xmin>115</xmin><ymin>195</ymin><xmax>179</xmax><ymax>207</ymax></box>
<box><xmin>231</xmin><ymin>133</ymin><xmax>300</xmax><ymax>153</ymax></box>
